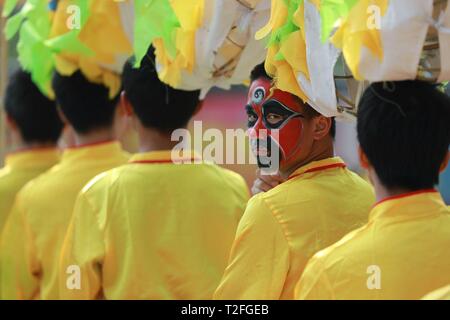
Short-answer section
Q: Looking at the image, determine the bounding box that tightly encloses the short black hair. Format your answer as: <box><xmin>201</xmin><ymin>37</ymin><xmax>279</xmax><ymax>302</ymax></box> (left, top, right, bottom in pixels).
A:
<box><xmin>250</xmin><ymin>63</ymin><xmax>336</xmax><ymax>138</ymax></box>
<box><xmin>52</xmin><ymin>71</ymin><xmax>119</xmax><ymax>134</ymax></box>
<box><xmin>250</xmin><ymin>63</ymin><xmax>271</xmax><ymax>83</ymax></box>
<box><xmin>121</xmin><ymin>47</ymin><xmax>200</xmax><ymax>133</ymax></box>
<box><xmin>357</xmin><ymin>81</ymin><xmax>450</xmax><ymax>190</ymax></box>
<box><xmin>4</xmin><ymin>69</ymin><xmax>63</xmax><ymax>143</ymax></box>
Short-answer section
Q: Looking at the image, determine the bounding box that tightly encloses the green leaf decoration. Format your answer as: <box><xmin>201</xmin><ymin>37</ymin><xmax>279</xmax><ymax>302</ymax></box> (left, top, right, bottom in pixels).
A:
<box><xmin>133</xmin><ymin>0</ymin><xmax>180</xmax><ymax>67</ymax></box>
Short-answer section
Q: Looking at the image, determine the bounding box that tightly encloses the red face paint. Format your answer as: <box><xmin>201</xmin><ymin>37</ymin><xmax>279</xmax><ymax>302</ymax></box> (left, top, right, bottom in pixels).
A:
<box><xmin>246</xmin><ymin>77</ymin><xmax>305</xmax><ymax>168</ymax></box>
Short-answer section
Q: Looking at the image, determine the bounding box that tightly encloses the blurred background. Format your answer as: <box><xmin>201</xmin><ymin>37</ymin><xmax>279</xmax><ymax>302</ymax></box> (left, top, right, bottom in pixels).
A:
<box><xmin>0</xmin><ymin>7</ymin><xmax>449</xmax><ymax>203</ymax></box>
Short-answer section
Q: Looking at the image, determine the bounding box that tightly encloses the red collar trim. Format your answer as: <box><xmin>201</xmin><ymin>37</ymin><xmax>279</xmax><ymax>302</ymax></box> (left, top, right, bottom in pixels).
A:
<box><xmin>6</xmin><ymin>146</ymin><xmax>58</xmax><ymax>156</ymax></box>
<box><xmin>130</xmin><ymin>158</ymin><xmax>201</xmax><ymax>165</ymax></box>
<box><xmin>66</xmin><ymin>140</ymin><xmax>116</xmax><ymax>150</ymax></box>
<box><xmin>374</xmin><ymin>189</ymin><xmax>438</xmax><ymax>207</ymax></box>
<box><xmin>288</xmin><ymin>163</ymin><xmax>347</xmax><ymax>181</ymax></box>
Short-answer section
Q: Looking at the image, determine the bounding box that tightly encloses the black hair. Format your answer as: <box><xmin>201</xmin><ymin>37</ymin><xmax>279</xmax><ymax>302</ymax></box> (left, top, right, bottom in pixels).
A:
<box><xmin>121</xmin><ymin>47</ymin><xmax>200</xmax><ymax>133</ymax></box>
<box><xmin>250</xmin><ymin>62</ymin><xmax>271</xmax><ymax>83</ymax></box>
<box><xmin>4</xmin><ymin>69</ymin><xmax>63</xmax><ymax>143</ymax></box>
<box><xmin>250</xmin><ymin>63</ymin><xmax>336</xmax><ymax>138</ymax></box>
<box><xmin>357</xmin><ymin>81</ymin><xmax>450</xmax><ymax>190</ymax></box>
<box><xmin>52</xmin><ymin>70</ymin><xmax>119</xmax><ymax>134</ymax></box>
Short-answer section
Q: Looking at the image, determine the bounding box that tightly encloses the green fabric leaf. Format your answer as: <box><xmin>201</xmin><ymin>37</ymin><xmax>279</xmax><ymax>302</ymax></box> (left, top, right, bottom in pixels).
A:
<box><xmin>4</xmin><ymin>11</ymin><xmax>25</xmax><ymax>39</ymax></box>
<box><xmin>274</xmin><ymin>51</ymin><xmax>285</xmax><ymax>61</ymax></box>
<box><xmin>320</xmin><ymin>0</ymin><xmax>359</xmax><ymax>42</ymax></box>
<box><xmin>134</xmin><ymin>0</ymin><xmax>180</xmax><ymax>67</ymax></box>
<box><xmin>45</xmin><ymin>33</ymin><xmax>93</xmax><ymax>56</ymax></box>
<box><xmin>3</xmin><ymin>0</ymin><xmax>94</xmax><ymax>97</ymax></box>
<box><xmin>17</xmin><ymin>20</ymin><xmax>53</xmax><ymax>94</ymax></box>
<box><xmin>2</xmin><ymin>0</ymin><xmax>19</xmax><ymax>17</ymax></box>
<box><xmin>265</xmin><ymin>0</ymin><xmax>303</xmax><ymax>64</ymax></box>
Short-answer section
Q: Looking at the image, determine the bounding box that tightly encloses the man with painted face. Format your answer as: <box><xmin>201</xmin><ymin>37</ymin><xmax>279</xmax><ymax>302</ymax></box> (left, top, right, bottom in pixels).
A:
<box><xmin>214</xmin><ymin>63</ymin><xmax>375</xmax><ymax>300</ymax></box>
<box><xmin>246</xmin><ymin>68</ymin><xmax>319</xmax><ymax>176</ymax></box>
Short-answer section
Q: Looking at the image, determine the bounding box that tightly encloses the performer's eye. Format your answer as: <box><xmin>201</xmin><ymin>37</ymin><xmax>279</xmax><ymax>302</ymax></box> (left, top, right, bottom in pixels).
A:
<box><xmin>262</xmin><ymin>100</ymin><xmax>296</xmax><ymax>129</ymax></box>
<box><xmin>245</xmin><ymin>105</ymin><xmax>258</xmax><ymax>128</ymax></box>
<box><xmin>265</xmin><ymin>113</ymin><xmax>286</xmax><ymax>125</ymax></box>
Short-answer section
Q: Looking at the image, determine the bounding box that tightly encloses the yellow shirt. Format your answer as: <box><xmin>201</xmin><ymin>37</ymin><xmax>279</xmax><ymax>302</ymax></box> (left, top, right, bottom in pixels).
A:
<box><xmin>423</xmin><ymin>285</ymin><xmax>450</xmax><ymax>300</ymax></box>
<box><xmin>59</xmin><ymin>150</ymin><xmax>249</xmax><ymax>300</ymax></box>
<box><xmin>0</xmin><ymin>148</ymin><xmax>60</xmax><ymax>232</ymax></box>
<box><xmin>214</xmin><ymin>157</ymin><xmax>374</xmax><ymax>300</ymax></box>
<box><xmin>0</xmin><ymin>141</ymin><xmax>129</xmax><ymax>300</ymax></box>
<box><xmin>296</xmin><ymin>190</ymin><xmax>450</xmax><ymax>300</ymax></box>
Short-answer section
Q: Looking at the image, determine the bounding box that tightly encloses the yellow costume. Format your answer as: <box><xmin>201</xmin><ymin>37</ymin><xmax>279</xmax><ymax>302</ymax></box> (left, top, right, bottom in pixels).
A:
<box><xmin>214</xmin><ymin>157</ymin><xmax>374</xmax><ymax>300</ymax></box>
<box><xmin>423</xmin><ymin>285</ymin><xmax>450</xmax><ymax>300</ymax></box>
<box><xmin>296</xmin><ymin>190</ymin><xmax>450</xmax><ymax>300</ymax></box>
<box><xmin>0</xmin><ymin>141</ymin><xmax>129</xmax><ymax>299</ymax></box>
<box><xmin>59</xmin><ymin>151</ymin><xmax>249</xmax><ymax>299</ymax></box>
<box><xmin>0</xmin><ymin>148</ymin><xmax>60</xmax><ymax>232</ymax></box>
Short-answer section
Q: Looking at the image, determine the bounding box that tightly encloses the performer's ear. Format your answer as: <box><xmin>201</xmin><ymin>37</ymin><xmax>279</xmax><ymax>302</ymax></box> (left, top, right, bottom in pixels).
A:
<box><xmin>358</xmin><ymin>146</ymin><xmax>371</xmax><ymax>170</ymax></box>
<box><xmin>312</xmin><ymin>116</ymin><xmax>332</xmax><ymax>141</ymax></box>
<box><xmin>120</xmin><ymin>91</ymin><xmax>134</xmax><ymax>117</ymax></box>
<box><xmin>439</xmin><ymin>151</ymin><xmax>450</xmax><ymax>173</ymax></box>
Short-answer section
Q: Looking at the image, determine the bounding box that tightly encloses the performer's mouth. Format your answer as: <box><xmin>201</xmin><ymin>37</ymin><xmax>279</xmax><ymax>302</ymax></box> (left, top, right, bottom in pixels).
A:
<box><xmin>251</xmin><ymin>139</ymin><xmax>271</xmax><ymax>157</ymax></box>
<box><xmin>251</xmin><ymin>138</ymin><xmax>279</xmax><ymax>169</ymax></box>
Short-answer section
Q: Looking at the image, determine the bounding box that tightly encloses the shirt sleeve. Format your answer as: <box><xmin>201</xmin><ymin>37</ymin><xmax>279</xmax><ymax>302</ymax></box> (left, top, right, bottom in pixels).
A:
<box><xmin>59</xmin><ymin>190</ymin><xmax>105</xmax><ymax>300</ymax></box>
<box><xmin>295</xmin><ymin>254</ymin><xmax>334</xmax><ymax>300</ymax></box>
<box><xmin>0</xmin><ymin>194</ymin><xmax>40</xmax><ymax>300</ymax></box>
<box><xmin>213</xmin><ymin>194</ymin><xmax>290</xmax><ymax>300</ymax></box>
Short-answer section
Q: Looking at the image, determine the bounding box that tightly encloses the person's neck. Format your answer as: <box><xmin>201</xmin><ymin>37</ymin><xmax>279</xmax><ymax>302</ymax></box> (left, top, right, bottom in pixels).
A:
<box><xmin>8</xmin><ymin>132</ymin><xmax>57</xmax><ymax>153</ymax></box>
<box><xmin>138</xmin><ymin>127</ymin><xmax>180</xmax><ymax>153</ymax></box>
<box><xmin>371</xmin><ymin>173</ymin><xmax>418</xmax><ymax>203</ymax></box>
<box><xmin>9</xmin><ymin>142</ymin><xmax>57</xmax><ymax>153</ymax></box>
<box><xmin>73</xmin><ymin>128</ymin><xmax>115</xmax><ymax>147</ymax></box>
<box><xmin>280</xmin><ymin>140</ymin><xmax>334</xmax><ymax>179</ymax></box>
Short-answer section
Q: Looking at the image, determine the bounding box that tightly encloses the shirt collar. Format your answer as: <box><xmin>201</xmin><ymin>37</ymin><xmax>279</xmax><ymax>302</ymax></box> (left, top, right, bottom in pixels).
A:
<box><xmin>129</xmin><ymin>150</ymin><xmax>202</xmax><ymax>164</ymax></box>
<box><xmin>288</xmin><ymin>157</ymin><xmax>347</xmax><ymax>181</ymax></box>
<box><xmin>5</xmin><ymin>147</ymin><xmax>60</xmax><ymax>170</ymax></box>
<box><xmin>61</xmin><ymin>140</ymin><xmax>123</xmax><ymax>163</ymax></box>
<box><xmin>369</xmin><ymin>189</ymin><xmax>445</xmax><ymax>222</ymax></box>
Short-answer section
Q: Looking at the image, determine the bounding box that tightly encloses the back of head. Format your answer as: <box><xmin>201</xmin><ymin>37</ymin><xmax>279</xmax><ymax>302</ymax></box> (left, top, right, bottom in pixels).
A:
<box><xmin>4</xmin><ymin>69</ymin><xmax>63</xmax><ymax>144</ymax></box>
<box><xmin>121</xmin><ymin>47</ymin><xmax>201</xmax><ymax>133</ymax></box>
<box><xmin>52</xmin><ymin>71</ymin><xmax>119</xmax><ymax>134</ymax></box>
<box><xmin>357</xmin><ymin>81</ymin><xmax>450</xmax><ymax>190</ymax></box>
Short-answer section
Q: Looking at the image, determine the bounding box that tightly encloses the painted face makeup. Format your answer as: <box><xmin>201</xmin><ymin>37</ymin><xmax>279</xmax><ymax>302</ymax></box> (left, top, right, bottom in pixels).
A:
<box><xmin>246</xmin><ymin>78</ymin><xmax>305</xmax><ymax>169</ymax></box>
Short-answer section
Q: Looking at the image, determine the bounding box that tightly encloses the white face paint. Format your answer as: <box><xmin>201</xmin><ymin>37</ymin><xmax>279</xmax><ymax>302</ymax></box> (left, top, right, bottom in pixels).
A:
<box><xmin>252</xmin><ymin>86</ymin><xmax>266</xmax><ymax>105</ymax></box>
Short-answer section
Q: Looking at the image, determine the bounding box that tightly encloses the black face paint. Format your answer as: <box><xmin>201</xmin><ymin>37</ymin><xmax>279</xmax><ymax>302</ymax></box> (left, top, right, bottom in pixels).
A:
<box><xmin>262</xmin><ymin>99</ymin><xmax>305</xmax><ymax>130</ymax></box>
<box><xmin>251</xmin><ymin>136</ymin><xmax>277</xmax><ymax>169</ymax></box>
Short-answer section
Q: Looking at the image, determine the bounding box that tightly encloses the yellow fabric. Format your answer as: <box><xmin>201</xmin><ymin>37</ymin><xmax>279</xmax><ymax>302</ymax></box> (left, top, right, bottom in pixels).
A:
<box><xmin>256</xmin><ymin>1</ymin><xmax>309</xmax><ymax>102</ymax></box>
<box><xmin>310</xmin><ymin>0</ymin><xmax>320</xmax><ymax>9</ymax></box>
<box><xmin>59</xmin><ymin>150</ymin><xmax>249</xmax><ymax>300</ymax></box>
<box><xmin>296</xmin><ymin>191</ymin><xmax>450</xmax><ymax>300</ymax></box>
<box><xmin>255</xmin><ymin>0</ymin><xmax>286</xmax><ymax>41</ymax></box>
<box><xmin>0</xmin><ymin>141</ymin><xmax>129</xmax><ymax>300</ymax></box>
<box><xmin>0</xmin><ymin>148</ymin><xmax>60</xmax><ymax>233</ymax></box>
<box><xmin>154</xmin><ymin>0</ymin><xmax>204</xmax><ymax>88</ymax></box>
<box><xmin>51</xmin><ymin>0</ymin><xmax>133</xmax><ymax>98</ymax></box>
<box><xmin>331</xmin><ymin>0</ymin><xmax>388</xmax><ymax>79</ymax></box>
<box><xmin>214</xmin><ymin>157</ymin><xmax>374</xmax><ymax>300</ymax></box>
<box><xmin>423</xmin><ymin>285</ymin><xmax>450</xmax><ymax>300</ymax></box>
